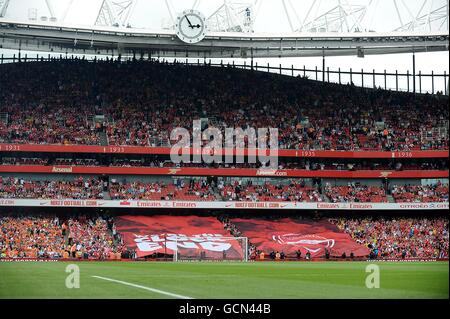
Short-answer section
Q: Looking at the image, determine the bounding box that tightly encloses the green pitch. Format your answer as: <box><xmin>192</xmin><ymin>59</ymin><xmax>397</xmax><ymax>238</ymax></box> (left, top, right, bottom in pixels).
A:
<box><xmin>0</xmin><ymin>261</ymin><xmax>448</xmax><ymax>299</ymax></box>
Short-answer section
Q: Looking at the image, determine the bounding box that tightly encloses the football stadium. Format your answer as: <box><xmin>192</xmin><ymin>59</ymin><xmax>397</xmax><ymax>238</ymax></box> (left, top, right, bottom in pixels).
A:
<box><xmin>0</xmin><ymin>0</ymin><xmax>449</xmax><ymax>303</ymax></box>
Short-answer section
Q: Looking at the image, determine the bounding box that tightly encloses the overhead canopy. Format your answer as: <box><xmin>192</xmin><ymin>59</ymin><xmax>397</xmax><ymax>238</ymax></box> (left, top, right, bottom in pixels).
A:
<box><xmin>0</xmin><ymin>19</ymin><xmax>448</xmax><ymax>58</ymax></box>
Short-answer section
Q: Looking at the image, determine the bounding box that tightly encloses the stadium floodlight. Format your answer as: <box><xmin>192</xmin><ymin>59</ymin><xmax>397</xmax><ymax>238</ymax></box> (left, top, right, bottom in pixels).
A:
<box><xmin>173</xmin><ymin>236</ymin><xmax>249</xmax><ymax>262</ymax></box>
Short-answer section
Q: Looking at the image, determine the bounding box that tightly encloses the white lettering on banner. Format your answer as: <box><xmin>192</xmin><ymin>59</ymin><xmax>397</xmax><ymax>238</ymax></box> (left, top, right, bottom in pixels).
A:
<box><xmin>150</xmin><ymin>235</ymin><xmax>165</xmax><ymax>242</ymax></box>
<box><xmin>0</xmin><ymin>198</ymin><xmax>447</xmax><ymax>210</ymax></box>
<box><xmin>199</xmin><ymin>242</ymin><xmax>232</xmax><ymax>252</ymax></box>
<box><xmin>165</xmin><ymin>241</ymin><xmax>198</xmax><ymax>250</ymax></box>
<box><xmin>132</xmin><ymin>233</ymin><xmax>235</xmax><ymax>252</ymax></box>
<box><xmin>136</xmin><ymin>242</ymin><xmax>162</xmax><ymax>252</ymax></box>
<box><xmin>273</xmin><ymin>234</ymin><xmax>335</xmax><ymax>255</ymax></box>
<box><xmin>133</xmin><ymin>235</ymin><xmax>163</xmax><ymax>252</ymax></box>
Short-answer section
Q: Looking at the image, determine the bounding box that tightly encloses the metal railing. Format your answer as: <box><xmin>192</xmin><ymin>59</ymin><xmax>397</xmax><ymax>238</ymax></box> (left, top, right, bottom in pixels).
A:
<box><xmin>0</xmin><ymin>52</ymin><xmax>448</xmax><ymax>95</ymax></box>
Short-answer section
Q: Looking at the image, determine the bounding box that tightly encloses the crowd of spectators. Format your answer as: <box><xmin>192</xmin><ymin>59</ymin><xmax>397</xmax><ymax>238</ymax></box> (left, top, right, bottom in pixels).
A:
<box><xmin>0</xmin><ymin>176</ymin><xmax>104</xmax><ymax>199</ymax></box>
<box><xmin>0</xmin><ymin>175</ymin><xmax>447</xmax><ymax>203</ymax></box>
<box><xmin>219</xmin><ymin>215</ymin><xmax>257</xmax><ymax>259</ymax></box>
<box><xmin>0</xmin><ymin>215</ymin><xmax>127</xmax><ymax>259</ymax></box>
<box><xmin>1</xmin><ymin>59</ymin><xmax>448</xmax><ymax>151</ymax></box>
<box><xmin>0</xmin><ymin>59</ymin><xmax>104</xmax><ymax>145</ymax></box>
<box><xmin>391</xmin><ymin>183</ymin><xmax>449</xmax><ymax>202</ymax></box>
<box><xmin>0</xmin><ymin>216</ymin><xmax>65</xmax><ymax>258</ymax></box>
<box><xmin>324</xmin><ymin>182</ymin><xmax>388</xmax><ymax>203</ymax></box>
<box><xmin>109</xmin><ymin>178</ymin><xmax>216</xmax><ymax>201</ymax></box>
<box><xmin>1</xmin><ymin>157</ymin><xmax>49</xmax><ymax>166</ymax></box>
<box><xmin>330</xmin><ymin>217</ymin><xmax>449</xmax><ymax>259</ymax></box>
<box><xmin>67</xmin><ymin>216</ymin><xmax>124</xmax><ymax>259</ymax></box>
<box><xmin>219</xmin><ymin>180</ymin><xmax>323</xmax><ymax>202</ymax></box>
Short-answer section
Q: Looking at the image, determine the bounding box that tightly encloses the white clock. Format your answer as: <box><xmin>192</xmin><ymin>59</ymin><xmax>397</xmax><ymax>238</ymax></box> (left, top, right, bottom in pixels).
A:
<box><xmin>175</xmin><ymin>9</ymin><xmax>207</xmax><ymax>44</ymax></box>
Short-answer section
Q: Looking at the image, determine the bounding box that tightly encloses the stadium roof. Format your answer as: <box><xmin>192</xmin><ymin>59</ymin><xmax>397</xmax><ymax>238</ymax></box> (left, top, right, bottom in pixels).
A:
<box><xmin>0</xmin><ymin>0</ymin><xmax>448</xmax><ymax>58</ymax></box>
<box><xmin>0</xmin><ymin>19</ymin><xmax>448</xmax><ymax>58</ymax></box>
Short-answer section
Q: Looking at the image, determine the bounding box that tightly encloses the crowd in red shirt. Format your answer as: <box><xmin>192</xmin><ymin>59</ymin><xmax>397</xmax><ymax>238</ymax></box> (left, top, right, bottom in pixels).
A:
<box><xmin>109</xmin><ymin>178</ymin><xmax>216</xmax><ymax>201</ymax></box>
<box><xmin>1</xmin><ymin>59</ymin><xmax>448</xmax><ymax>151</ymax></box>
<box><xmin>0</xmin><ymin>216</ymin><xmax>65</xmax><ymax>258</ymax></box>
<box><xmin>330</xmin><ymin>217</ymin><xmax>449</xmax><ymax>259</ymax></box>
<box><xmin>219</xmin><ymin>180</ymin><xmax>323</xmax><ymax>202</ymax></box>
<box><xmin>0</xmin><ymin>215</ymin><xmax>126</xmax><ymax>259</ymax></box>
<box><xmin>67</xmin><ymin>216</ymin><xmax>124</xmax><ymax>259</ymax></box>
<box><xmin>324</xmin><ymin>182</ymin><xmax>388</xmax><ymax>203</ymax></box>
<box><xmin>392</xmin><ymin>183</ymin><xmax>449</xmax><ymax>202</ymax></box>
<box><xmin>0</xmin><ymin>175</ymin><xmax>447</xmax><ymax>202</ymax></box>
<box><xmin>0</xmin><ymin>176</ymin><xmax>104</xmax><ymax>199</ymax></box>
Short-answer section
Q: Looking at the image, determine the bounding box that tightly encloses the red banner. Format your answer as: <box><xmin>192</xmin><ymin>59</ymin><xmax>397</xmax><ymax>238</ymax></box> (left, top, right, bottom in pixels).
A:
<box><xmin>0</xmin><ymin>165</ymin><xmax>447</xmax><ymax>179</ymax></box>
<box><xmin>231</xmin><ymin>218</ymin><xmax>370</xmax><ymax>258</ymax></box>
<box><xmin>115</xmin><ymin>215</ymin><xmax>245</xmax><ymax>259</ymax></box>
<box><xmin>0</xmin><ymin>143</ymin><xmax>447</xmax><ymax>159</ymax></box>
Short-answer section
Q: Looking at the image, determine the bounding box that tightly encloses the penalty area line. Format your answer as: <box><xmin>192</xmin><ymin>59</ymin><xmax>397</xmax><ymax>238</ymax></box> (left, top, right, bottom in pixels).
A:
<box><xmin>91</xmin><ymin>275</ymin><xmax>194</xmax><ymax>299</ymax></box>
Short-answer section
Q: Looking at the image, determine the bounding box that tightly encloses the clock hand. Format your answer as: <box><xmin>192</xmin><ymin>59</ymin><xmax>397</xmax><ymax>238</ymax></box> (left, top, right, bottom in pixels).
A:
<box><xmin>185</xmin><ymin>15</ymin><xmax>194</xmax><ymax>29</ymax></box>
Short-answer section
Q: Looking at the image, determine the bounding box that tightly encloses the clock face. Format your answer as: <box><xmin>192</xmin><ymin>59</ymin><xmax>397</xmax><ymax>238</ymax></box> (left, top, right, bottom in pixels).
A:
<box><xmin>176</xmin><ymin>10</ymin><xmax>207</xmax><ymax>44</ymax></box>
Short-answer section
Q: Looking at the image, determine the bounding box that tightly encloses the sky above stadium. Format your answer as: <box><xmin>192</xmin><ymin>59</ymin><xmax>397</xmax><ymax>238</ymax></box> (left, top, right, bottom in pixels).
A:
<box><xmin>3</xmin><ymin>0</ymin><xmax>448</xmax><ymax>32</ymax></box>
<box><xmin>1</xmin><ymin>0</ymin><xmax>448</xmax><ymax>92</ymax></box>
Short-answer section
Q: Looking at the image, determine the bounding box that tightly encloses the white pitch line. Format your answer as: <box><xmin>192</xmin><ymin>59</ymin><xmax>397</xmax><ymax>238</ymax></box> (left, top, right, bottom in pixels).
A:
<box><xmin>92</xmin><ymin>275</ymin><xmax>193</xmax><ymax>299</ymax></box>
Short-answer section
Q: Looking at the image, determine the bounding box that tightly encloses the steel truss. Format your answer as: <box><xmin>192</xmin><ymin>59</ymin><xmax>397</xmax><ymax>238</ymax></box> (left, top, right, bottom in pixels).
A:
<box><xmin>95</xmin><ymin>0</ymin><xmax>137</xmax><ymax>27</ymax></box>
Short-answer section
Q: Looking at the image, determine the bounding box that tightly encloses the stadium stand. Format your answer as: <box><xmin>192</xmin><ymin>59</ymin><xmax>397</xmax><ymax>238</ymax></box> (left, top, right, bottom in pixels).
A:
<box><xmin>220</xmin><ymin>180</ymin><xmax>323</xmax><ymax>202</ymax></box>
<box><xmin>109</xmin><ymin>179</ymin><xmax>216</xmax><ymax>201</ymax></box>
<box><xmin>0</xmin><ymin>216</ymin><xmax>65</xmax><ymax>258</ymax></box>
<box><xmin>67</xmin><ymin>216</ymin><xmax>124</xmax><ymax>259</ymax></box>
<box><xmin>0</xmin><ymin>176</ymin><xmax>104</xmax><ymax>199</ymax></box>
<box><xmin>324</xmin><ymin>182</ymin><xmax>388</xmax><ymax>203</ymax></box>
<box><xmin>0</xmin><ymin>215</ymin><xmax>126</xmax><ymax>259</ymax></box>
<box><xmin>1</xmin><ymin>214</ymin><xmax>447</xmax><ymax>260</ymax></box>
<box><xmin>0</xmin><ymin>59</ymin><xmax>448</xmax><ymax>150</ymax></box>
<box><xmin>1</xmin><ymin>175</ymin><xmax>448</xmax><ymax>203</ymax></box>
<box><xmin>0</xmin><ymin>59</ymin><xmax>448</xmax><ymax>263</ymax></box>
<box><xmin>391</xmin><ymin>183</ymin><xmax>449</xmax><ymax>202</ymax></box>
<box><xmin>330</xmin><ymin>217</ymin><xmax>449</xmax><ymax>259</ymax></box>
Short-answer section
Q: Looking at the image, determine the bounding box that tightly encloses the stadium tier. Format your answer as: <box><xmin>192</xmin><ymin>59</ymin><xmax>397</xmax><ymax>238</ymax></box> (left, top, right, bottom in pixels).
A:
<box><xmin>0</xmin><ymin>59</ymin><xmax>448</xmax><ymax>151</ymax></box>
<box><xmin>1</xmin><ymin>176</ymin><xmax>448</xmax><ymax>203</ymax></box>
<box><xmin>0</xmin><ymin>214</ymin><xmax>447</xmax><ymax>260</ymax></box>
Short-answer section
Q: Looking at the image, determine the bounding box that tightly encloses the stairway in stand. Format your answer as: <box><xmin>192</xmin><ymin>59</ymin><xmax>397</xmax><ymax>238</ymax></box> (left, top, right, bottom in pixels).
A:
<box><xmin>99</xmin><ymin>131</ymin><xmax>109</xmax><ymax>146</ymax></box>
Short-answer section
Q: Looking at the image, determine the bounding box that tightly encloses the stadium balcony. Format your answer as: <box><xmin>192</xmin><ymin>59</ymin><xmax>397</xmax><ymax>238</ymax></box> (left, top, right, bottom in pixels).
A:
<box><xmin>0</xmin><ymin>176</ymin><xmax>447</xmax><ymax>204</ymax></box>
<box><xmin>0</xmin><ymin>153</ymin><xmax>448</xmax><ymax>180</ymax></box>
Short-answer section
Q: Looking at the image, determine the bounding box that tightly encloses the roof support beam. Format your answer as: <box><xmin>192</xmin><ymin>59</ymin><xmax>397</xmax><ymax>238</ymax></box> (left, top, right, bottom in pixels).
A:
<box><xmin>0</xmin><ymin>0</ymin><xmax>10</xmax><ymax>18</ymax></box>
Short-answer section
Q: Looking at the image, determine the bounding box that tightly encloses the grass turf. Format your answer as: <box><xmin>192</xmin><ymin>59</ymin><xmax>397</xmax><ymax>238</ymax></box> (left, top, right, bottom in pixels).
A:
<box><xmin>0</xmin><ymin>261</ymin><xmax>448</xmax><ymax>299</ymax></box>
